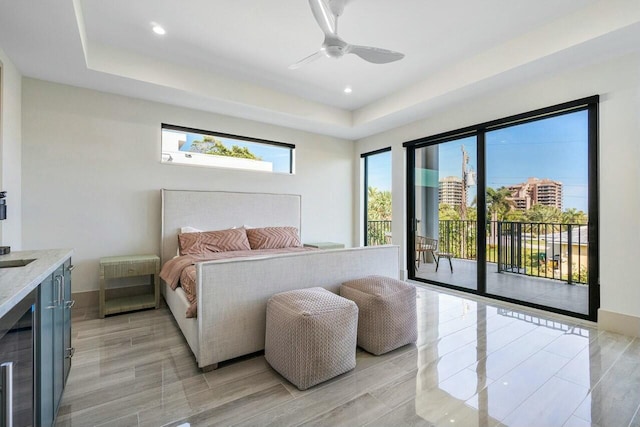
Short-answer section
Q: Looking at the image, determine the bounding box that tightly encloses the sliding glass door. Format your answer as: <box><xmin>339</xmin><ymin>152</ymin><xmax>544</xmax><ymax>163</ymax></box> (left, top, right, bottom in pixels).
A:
<box><xmin>485</xmin><ymin>110</ymin><xmax>591</xmax><ymax>315</ymax></box>
<box><xmin>410</xmin><ymin>136</ymin><xmax>478</xmax><ymax>290</ymax></box>
<box><xmin>406</xmin><ymin>97</ymin><xmax>599</xmax><ymax>320</ymax></box>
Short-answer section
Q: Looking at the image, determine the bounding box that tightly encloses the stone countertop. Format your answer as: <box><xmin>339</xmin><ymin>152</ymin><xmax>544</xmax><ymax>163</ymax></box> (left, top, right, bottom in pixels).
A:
<box><xmin>0</xmin><ymin>249</ymin><xmax>74</xmax><ymax>318</ymax></box>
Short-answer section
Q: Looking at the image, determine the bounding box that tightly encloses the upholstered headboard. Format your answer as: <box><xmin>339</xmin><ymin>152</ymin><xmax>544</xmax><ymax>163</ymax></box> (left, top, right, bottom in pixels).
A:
<box><xmin>160</xmin><ymin>189</ymin><xmax>302</xmax><ymax>265</ymax></box>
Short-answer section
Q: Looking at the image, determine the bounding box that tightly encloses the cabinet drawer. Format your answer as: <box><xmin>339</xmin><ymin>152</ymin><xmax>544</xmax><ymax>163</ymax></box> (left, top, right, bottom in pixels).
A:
<box><xmin>103</xmin><ymin>261</ymin><xmax>157</xmax><ymax>279</ymax></box>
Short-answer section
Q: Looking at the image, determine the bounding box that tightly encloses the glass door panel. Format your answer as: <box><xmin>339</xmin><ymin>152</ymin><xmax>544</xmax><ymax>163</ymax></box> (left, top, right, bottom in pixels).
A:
<box><xmin>413</xmin><ymin>137</ymin><xmax>478</xmax><ymax>290</ymax></box>
<box><xmin>485</xmin><ymin>110</ymin><xmax>590</xmax><ymax>315</ymax></box>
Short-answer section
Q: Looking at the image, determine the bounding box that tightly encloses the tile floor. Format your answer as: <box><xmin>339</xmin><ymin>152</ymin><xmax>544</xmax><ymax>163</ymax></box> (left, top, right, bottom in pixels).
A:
<box><xmin>57</xmin><ymin>285</ymin><xmax>640</xmax><ymax>427</ymax></box>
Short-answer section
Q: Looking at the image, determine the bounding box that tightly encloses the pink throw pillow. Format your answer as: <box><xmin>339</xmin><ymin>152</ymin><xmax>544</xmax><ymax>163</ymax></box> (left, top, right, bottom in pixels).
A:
<box><xmin>178</xmin><ymin>228</ymin><xmax>251</xmax><ymax>255</ymax></box>
<box><xmin>246</xmin><ymin>227</ymin><xmax>302</xmax><ymax>250</ymax></box>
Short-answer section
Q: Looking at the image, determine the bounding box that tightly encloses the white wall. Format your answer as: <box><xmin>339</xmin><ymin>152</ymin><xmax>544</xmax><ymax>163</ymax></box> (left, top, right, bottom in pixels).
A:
<box><xmin>0</xmin><ymin>47</ymin><xmax>22</xmax><ymax>249</ymax></box>
<box><xmin>355</xmin><ymin>53</ymin><xmax>640</xmax><ymax>323</ymax></box>
<box><xmin>22</xmin><ymin>79</ymin><xmax>354</xmax><ymax>293</ymax></box>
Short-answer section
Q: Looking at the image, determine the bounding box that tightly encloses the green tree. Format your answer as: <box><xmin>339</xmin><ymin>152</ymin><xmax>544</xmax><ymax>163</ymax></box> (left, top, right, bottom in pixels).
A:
<box><xmin>562</xmin><ymin>208</ymin><xmax>587</xmax><ymax>224</ymax></box>
<box><xmin>465</xmin><ymin>206</ymin><xmax>477</xmax><ymax>221</ymax></box>
<box><xmin>439</xmin><ymin>203</ymin><xmax>460</xmax><ymax>220</ymax></box>
<box><xmin>367</xmin><ymin>187</ymin><xmax>392</xmax><ymax>220</ymax></box>
<box><xmin>486</xmin><ymin>186</ymin><xmax>514</xmax><ymax>247</ymax></box>
<box><xmin>504</xmin><ymin>209</ymin><xmax>525</xmax><ymax>222</ymax></box>
<box><xmin>524</xmin><ymin>204</ymin><xmax>562</xmax><ymax>224</ymax></box>
<box><xmin>367</xmin><ymin>186</ymin><xmax>392</xmax><ymax>245</ymax></box>
<box><xmin>486</xmin><ymin>187</ymin><xmax>515</xmax><ymax>222</ymax></box>
<box><xmin>191</xmin><ymin>136</ymin><xmax>261</xmax><ymax>160</ymax></box>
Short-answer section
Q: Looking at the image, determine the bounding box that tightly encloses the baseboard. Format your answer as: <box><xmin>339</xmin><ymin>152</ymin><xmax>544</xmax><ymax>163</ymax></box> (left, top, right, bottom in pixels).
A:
<box><xmin>72</xmin><ymin>285</ymin><xmax>156</xmax><ymax>309</ymax></box>
<box><xmin>72</xmin><ymin>290</ymin><xmax>99</xmax><ymax>309</ymax></box>
<box><xmin>598</xmin><ymin>309</ymin><xmax>640</xmax><ymax>338</ymax></box>
<box><xmin>73</xmin><ymin>284</ymin><xmax>639</xmax><ymax>338</ymax></box>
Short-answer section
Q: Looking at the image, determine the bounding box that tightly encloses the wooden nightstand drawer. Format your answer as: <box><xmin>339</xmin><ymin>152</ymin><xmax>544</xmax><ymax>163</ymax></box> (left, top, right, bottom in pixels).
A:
<box><xmin>103</xmin><ymin>260</ymin><xmax>157</xmax><ymax>279</ymax></box>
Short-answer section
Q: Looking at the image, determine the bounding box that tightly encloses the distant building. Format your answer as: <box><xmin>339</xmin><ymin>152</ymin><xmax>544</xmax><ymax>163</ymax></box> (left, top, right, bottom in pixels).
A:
<box><xmin>507</xmin><ymin>177</ymin><xmax>563</xmax><ymax>210</ymax></box>
<box><xmin>439</xmin><ymin>176</ymin><xmax>464</xmax><ymax>207</ymax></box>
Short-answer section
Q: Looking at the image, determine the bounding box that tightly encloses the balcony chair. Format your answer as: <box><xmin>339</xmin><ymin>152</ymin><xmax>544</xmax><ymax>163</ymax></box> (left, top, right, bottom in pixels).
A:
<box><xmin>415</xmin><ymin>236</ymin><xmax>453</xmax><ymax>273</ymax></box>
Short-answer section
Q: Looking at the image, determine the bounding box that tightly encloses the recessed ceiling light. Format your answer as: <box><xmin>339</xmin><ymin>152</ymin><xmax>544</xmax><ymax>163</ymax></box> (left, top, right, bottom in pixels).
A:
<box><xmin>344</xmin><ymin>86</ymin><xmax>352</xmax><ymax>94</ymax></box>
<box><xmin>152</xmin><ymin>24</ymin><xmax>166</xmax><ymax>35</ymax></box>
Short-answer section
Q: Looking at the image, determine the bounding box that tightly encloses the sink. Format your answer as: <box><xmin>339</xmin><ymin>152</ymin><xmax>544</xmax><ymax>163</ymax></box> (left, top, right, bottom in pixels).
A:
<box><xmin>0</xmin><ymin>259</ymin><xmax>36</xmax><ymax>268</ymax></box>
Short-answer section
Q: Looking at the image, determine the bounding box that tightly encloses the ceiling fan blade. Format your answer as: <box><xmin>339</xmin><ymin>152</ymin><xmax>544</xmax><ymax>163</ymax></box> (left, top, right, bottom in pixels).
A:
<box><xmin>289</xmin><ymin>50</ymin><xmax>325</xmax><ymax>69</ymax></box>
<box><xmin>308</xmin><ymin>0</ymin><xmax>336</xmax><ymax>36</ymax></box>
<box><xmin>328</xmin><ymin>0</ymin><xmax>348</xmax><ymax>17</ymax></box>
<box><xmin>346</xmin><ymin>45</ymin><xmax>405</xmax><ymax>64</ymax></box>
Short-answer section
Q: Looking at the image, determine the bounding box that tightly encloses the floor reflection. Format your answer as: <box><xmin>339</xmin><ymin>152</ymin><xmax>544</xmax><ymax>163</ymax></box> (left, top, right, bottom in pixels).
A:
<box><xmin>58</xmin><ymin>285</ymin><xmax>640</xmax><ymax>426</ymax></box>
<box><xmin>412</xmin><ymin>286</ymin><xmax>639</xmax><ymax>426</ymax></box>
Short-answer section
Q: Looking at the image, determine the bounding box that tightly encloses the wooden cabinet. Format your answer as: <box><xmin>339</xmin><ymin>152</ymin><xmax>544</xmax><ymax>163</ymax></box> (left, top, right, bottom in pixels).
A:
<box><xmin>99</xmin><ymin>255</ymin><xmax>159</xmax><ymax>318</ymax></box>
<box><xmin>36</xmin><ymin>258</ymin><xmax>74</xmax><ymax>427</ymax></box>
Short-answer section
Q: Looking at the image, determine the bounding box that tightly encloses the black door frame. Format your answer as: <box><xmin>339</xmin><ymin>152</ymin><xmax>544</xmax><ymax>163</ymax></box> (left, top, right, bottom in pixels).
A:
<box><xmin>404</xmin><ymin>96</ymin><xmax>599</xmax><ymax>321</ymax></box>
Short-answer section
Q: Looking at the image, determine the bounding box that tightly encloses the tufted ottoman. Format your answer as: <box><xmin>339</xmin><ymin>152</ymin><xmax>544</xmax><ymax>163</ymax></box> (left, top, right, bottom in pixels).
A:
<box><xmin>265</xmin><ymin>287</ymin><xmax>358</xmax><ymax>390</ymax></box>
<box><xmin>340</xmin><ymin>276</ymin><xmax>417</xmax><ymax>355</ymax></box>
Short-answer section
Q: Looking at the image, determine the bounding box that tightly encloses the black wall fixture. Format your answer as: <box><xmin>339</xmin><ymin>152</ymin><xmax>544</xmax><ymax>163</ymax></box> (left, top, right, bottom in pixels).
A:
<box><xmin>0</xmin><ymin>191</ymin><xmax>6</xmax><ymax>220</ymax></box>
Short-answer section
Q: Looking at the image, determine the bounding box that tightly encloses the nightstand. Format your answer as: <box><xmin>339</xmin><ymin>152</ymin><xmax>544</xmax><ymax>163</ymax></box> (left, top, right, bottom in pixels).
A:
<box><xmin>303</xmin><ymin>242</ymin><xmax>345</xmax><ymax>250</ymax></box>
<box><xmin>99</xmin><ymin>254</ymin><xmax>160</xmax><ymax>318</ymax></box>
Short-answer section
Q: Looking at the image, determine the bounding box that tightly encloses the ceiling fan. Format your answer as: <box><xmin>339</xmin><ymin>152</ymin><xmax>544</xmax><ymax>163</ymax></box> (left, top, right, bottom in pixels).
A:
<box><xmin>289</xmin><ymin>0</ymin><xmax>405</xmax><ymax>69</ymax></box>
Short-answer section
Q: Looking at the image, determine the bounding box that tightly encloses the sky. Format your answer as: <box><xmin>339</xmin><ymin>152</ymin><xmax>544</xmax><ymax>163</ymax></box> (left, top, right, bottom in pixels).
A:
<box><xmin>366</xmin><ymin>150</ymin><xmax>392</xmax><ymax>192</ymax></box>
<box><xmin>370</xmin><ymin>110</ymin><xmax>589</xmax><ymax>212</ymax></box>
<box><xmin>485</xmin><ymin>110</ymin><xmax>588</xmax><ymax>212</ymax></box>
<box><xmin>184</xmin><ymin>133</ymin><xmax>291</xmax><ymax>173</ymax></box>
<box><xmin>446</xmin><ymin>110</ymin><xmax>588</xmax><ymax>212</ymax></box>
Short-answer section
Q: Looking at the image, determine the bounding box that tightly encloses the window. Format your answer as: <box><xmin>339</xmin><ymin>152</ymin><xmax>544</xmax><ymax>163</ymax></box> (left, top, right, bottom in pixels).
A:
<box><xmin>362</xmin><ymin>148</ymin><xmax>392</xmax><ymax>246</ymax></box>
<box><xmin>161</xmin><ymin>124</ymin><xmax>295</xmax><ymax>174</ymax></box>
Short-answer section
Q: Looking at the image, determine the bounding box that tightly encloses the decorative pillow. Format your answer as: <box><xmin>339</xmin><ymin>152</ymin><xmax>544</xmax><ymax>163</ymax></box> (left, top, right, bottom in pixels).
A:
<box><xmin>178</xmin><ymin>228</ymin><xmax>251</xmax><ymax>255</ymax></box>
<box><xmin>246</xmin><ymin>227</ymin><xmax>302</xmax><ymax>250</ymax></box>
<box><xmin>177</xmin><ymin>226</ymin><xmax>204</xmax><ymax>256</ymax></box>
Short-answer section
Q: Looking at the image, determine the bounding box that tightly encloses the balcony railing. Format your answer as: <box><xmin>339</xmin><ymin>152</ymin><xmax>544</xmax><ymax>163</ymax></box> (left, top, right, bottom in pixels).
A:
<box><xmin>366</xmin><ymin>220</ymin><xmax>392</xmax><ymax>246</ymax></box>
<box><xmin>494</xmin><ymin>221</ymin><xmax>588</xmax><ymax>285</ymax></box>
<box><xmin>366</xmin><ymin>219</ymin><xmax>588</xmax><ymax>284</ymax></box>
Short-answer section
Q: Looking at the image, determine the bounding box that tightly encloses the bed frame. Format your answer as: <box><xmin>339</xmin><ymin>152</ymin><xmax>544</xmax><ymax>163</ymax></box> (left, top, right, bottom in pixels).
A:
<box><xmin>161</xmin><ymin>189</ymin><xmax>400</xmax><ymax>370</ymax></box>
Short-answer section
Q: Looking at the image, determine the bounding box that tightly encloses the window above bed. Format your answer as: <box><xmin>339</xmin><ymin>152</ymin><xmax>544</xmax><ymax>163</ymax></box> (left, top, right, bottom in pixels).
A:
<box><xmin>161</xmin><ymin>124</ymin><xmax>295</xmax><ymax>174</ymax></box>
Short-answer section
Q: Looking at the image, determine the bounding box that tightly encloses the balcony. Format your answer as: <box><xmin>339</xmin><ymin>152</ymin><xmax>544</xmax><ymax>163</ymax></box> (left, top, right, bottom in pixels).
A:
<box><xmin>367</xmin><ymin>219</ymin><xmax>590</xmax><ymax>315</ymax></box>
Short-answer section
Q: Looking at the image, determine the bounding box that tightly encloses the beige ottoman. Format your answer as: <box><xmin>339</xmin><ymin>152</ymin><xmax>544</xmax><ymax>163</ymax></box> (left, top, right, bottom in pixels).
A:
<box><xmin>340</xmin><ymin>275</ymin><xmax>417</xmax><ymax>355</ymax></box>
<box><xmin>265</xmin><ymin>287</ymin><xmax>358</xmax><ymax>390</ymax></box>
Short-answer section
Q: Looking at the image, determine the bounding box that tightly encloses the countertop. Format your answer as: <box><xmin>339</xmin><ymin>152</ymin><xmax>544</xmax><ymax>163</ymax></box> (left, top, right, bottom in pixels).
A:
<box><xmin>0</xmin><ymin>249</ymin><xmax>74</xmax><ymax>318</ymax></box>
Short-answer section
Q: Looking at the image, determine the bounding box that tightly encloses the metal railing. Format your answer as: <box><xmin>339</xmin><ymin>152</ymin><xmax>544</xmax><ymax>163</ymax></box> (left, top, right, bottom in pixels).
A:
<box><xmin>367</xmin><ymin>219</ymin><xmax>588</xmax><ymax>284</ymax></box>
<box><xmin>438</xmin><ymin>220</ymin><xmax>478</xmax><ymax>261</ymax></box>
<box><xmin>366</xmin><ymin>220</ymin><xmax>392</xmax><ymax>246</ymax></box>
<box><xmin>495</xmin><ymin>221</ymin><xmax>588</xmax><ymax>284</ymax></box>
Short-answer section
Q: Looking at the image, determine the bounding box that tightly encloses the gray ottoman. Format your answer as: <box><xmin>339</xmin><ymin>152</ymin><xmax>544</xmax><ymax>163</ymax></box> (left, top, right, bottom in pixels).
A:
<box><xmin>340</xmin><ymin>276</ymin><xmax>417</xmax><ymax>355</ymax></box>
<box><xmin>265</xmin><ymin>287</ymin><xmax>358</xmax><ymax>390</ymax></box>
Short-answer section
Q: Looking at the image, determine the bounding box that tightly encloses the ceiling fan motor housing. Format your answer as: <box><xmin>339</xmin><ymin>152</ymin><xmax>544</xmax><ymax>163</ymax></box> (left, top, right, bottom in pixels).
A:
<box><xmin>324</xmin><ymin>45</ymin><xmax>344</xmax><ymax>58</ymax></box>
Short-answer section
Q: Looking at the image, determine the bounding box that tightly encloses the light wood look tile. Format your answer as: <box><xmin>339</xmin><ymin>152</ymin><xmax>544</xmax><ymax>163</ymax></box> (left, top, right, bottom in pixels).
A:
<box><xmin>57</xmin><ymin>288</ymin><xmax>640</xmax><ymax>427</ymax></box>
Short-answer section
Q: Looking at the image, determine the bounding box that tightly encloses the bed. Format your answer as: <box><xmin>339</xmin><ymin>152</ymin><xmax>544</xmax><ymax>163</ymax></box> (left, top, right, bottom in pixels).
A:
<box><xmin>160</xmin><ymin>189</ymin><xmax>400</xmax><ymax>370</ymax></box>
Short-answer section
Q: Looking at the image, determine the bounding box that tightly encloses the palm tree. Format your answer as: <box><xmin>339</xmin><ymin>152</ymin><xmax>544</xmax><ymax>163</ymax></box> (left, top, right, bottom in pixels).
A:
<box><xmin>525</xmin><ymin>204</ymin><xmax>562</xmax><ymax>224</ymax></box>
<box><xmin>562</xmin><ymin>208</ymin><xmax>587</xmax><ymax>224</ymax></box>
<box><xmin>486</xmin><ymin>186</ymin><xmax>515</xmax><ymax>246</ymax></box>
